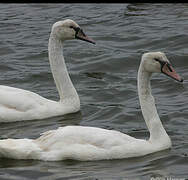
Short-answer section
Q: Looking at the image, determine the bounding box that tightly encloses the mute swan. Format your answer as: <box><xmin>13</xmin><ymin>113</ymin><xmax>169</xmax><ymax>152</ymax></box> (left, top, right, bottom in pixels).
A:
<box><xmin>0</xmin><ymin>52</ymin><xmax>183</xmax><ymax>161</ymax></box>
<box><xmin>0</xmin><ymin>19</ymin><xmax>95</xmax><ymax>122</ymax></box>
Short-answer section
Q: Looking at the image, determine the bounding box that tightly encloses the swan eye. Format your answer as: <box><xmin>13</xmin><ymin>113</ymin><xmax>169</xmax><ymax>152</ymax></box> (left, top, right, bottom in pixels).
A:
<box><xmin>154</xmin><ymin>58</ymin><xmax>161</xmax><ymax>62</ymax></box>
<box><xmin>69</xmin><ymin>26</ymin><xmax>80</xmax><ymax>33</ymax></box>
<box><xmin>154</xmin><ymin>58</ymin><xmax>165</xmax><ymax>65</ymax></box>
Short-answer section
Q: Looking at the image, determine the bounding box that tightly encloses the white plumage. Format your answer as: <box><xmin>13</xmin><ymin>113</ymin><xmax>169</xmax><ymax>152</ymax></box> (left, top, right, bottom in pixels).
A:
<box><xmin>0</xmin><ymin>51</ymin><xmax>183</xmax><ymax>161</ymax></box>
<box><xmin>0</xmin><ymin>19</ymin><xmax>95</xmax><ymax>122</ymax></box>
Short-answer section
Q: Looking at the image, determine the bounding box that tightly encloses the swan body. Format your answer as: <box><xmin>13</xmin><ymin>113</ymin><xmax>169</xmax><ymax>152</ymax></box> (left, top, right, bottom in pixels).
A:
<box><xmin>0</xmin><ymin>85</ymin><xmax>79</xmax><ymax>122</ymax></box>
<box><xmin>0</xmin><ymin>52</ymin><xmax>183</xmax><ymax>161</ymax></box>
<box><xmin>0</xmin><ymin>126</ymin><xmax>164</xmax><ymax>161</ymax></box>
<box><xmin>0</xmin><ymin>19</ymin><xmax>95</xmax><ymax>122</ymax></box>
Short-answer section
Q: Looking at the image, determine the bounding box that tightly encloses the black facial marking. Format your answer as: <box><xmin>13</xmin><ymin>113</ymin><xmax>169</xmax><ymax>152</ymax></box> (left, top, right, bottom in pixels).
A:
<box><xmin>74</xmin><ymin>27</ymin><xmax>81</xmax><ymax>35</ymax></box>
<box><xmin>154</xmin><ymin>58</ymin><xmax>165</xmax><ymax>66</ymax></box>
<box><xmin>154</xmin><ymin>58</ymin><xmax>172</xmax><ymax>72</ymax></box>
<box><xmin>69</xmin><ymin>26</ymin><xmax>80</xmax><ymax>33</ymax></box>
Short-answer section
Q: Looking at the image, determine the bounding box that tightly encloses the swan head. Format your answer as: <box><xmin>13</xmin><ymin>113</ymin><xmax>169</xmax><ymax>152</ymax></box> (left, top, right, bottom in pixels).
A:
<box><xmin>51</xmin><ymin>19</ymin><xmax>95</xmax><ymax>44</ymax></box>
<box><xmin>142</xmin><ymin>52</ymin><xmax>183</xmax><ymax>82</ymax></box>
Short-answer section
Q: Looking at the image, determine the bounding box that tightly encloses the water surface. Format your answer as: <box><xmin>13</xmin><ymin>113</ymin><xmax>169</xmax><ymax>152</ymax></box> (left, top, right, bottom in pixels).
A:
<box><xmin>0</xmin><ymin>3</ymin><xmax>188</xmax><ymax>180</ymax></box>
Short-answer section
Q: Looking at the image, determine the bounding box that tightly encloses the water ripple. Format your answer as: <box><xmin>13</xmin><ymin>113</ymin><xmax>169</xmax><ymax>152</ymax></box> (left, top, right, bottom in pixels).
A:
<box><xmin>0</xmin><ymin>3</ymin><xmax>187</xmax><ymax>180</ymax></box>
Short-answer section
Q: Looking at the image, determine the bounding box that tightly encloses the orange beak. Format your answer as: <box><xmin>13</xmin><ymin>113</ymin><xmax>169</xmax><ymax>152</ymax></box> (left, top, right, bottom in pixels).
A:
<box><xmin>75</xmin><ymin>28</ymin><xmax>95</xmax><ymax>44</ymax></box>
<box><xmin>162</xmin><ymin>63</ymin><xmax>183</xmax><ymax>82</ymax></box>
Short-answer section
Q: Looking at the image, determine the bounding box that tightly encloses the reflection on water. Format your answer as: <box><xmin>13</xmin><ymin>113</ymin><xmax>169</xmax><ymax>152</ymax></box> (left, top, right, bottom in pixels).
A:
<box><xmin>0</xmin><ymin>3</ymin><xmax>188</xmax><ymax>180</ymax></box>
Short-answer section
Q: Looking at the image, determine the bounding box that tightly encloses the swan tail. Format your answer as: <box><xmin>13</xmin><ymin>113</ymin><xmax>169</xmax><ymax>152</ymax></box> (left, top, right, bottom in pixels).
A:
<box><xmin>0</xmin><ymin>139</ymin><xmax>41</xmax><ymax>160</ymax></box>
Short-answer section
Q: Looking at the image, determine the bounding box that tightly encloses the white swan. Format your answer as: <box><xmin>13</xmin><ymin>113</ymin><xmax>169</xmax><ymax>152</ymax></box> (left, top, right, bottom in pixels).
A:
<box><xmin>0</xmin><ymin>19</ymin><xmax>95</xmax><ymax>122</ymax></box>
<box><xmin>0</xmin><ymin>52</ymin><xmax>183</xmax><ymax>161</ymax></box>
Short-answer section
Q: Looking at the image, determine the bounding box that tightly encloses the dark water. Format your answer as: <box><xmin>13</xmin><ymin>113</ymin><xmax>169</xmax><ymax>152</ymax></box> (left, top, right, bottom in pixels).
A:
<box><xmin>0</xmin><ymin>3</ymin><xmax>188</xmax><ymax>180</ymax></box>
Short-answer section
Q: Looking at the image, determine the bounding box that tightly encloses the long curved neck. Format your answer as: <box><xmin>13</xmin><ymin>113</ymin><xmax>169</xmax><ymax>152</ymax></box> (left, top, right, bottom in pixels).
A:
<box><xmin>48</xmin><ymin>33</ymin><xmax>79</xmax><ymax>102</ymax></box>
<box><xmin>138</xmin><ymin>61</ymin><xmax>171</xmax><ymax>144</ymax></box>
